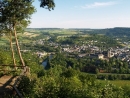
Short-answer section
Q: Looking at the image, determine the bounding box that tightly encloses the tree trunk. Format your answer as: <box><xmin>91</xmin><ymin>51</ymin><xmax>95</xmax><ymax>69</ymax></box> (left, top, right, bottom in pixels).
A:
<box><xmin>13</xmin><ymin>26</ymin><xmax>25</xmax><ymax>67</ymax></box>
<box><xmin>9</xmin><ymin>31</ymin><xmax>17</xmax><ymax>70</ymax></box>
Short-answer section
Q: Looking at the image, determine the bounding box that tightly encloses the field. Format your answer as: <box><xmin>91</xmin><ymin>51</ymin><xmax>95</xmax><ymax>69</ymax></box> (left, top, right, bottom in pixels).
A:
<box><xmin>23</xmin><ymin>32</ymin><xmax>40</xmax><ymax>38</ymax></box>
<box><xmin>0</xmin><ymin>29</ymin><xmax>82</xmax><ymax>46</ymax></box>
<box><xmin>98</xmin><ymin>80</ymin><xmax>130</xmax><ymax>87</ymax></box>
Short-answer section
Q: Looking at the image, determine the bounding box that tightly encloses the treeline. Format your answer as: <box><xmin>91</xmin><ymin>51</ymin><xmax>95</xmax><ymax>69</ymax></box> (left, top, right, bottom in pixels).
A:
<box><xmin>81</xmin><ymin>27</ymin><xmax>130</xmax><ymax>38</ymax></box>
<box><xmin>105</xmin><ymin>27</ymin><xmax>130</xmax><ymax>37</ymax></box>
<box><xmin>22</xmin><ymin>43</ymin><xmax>60</xmax><ymax>52</ymax></box>
<box><xmin>57</xmin><ymin>34</ymin><xmax>120</xmax><ymax>48</ymax></box>
<box><xmin>45</xmin><ymin>53</ymin><xmax>130</xmax><ymax>76</ymax></box>
<box><xmin>97</xmin><ymin>74</ymin><xmax>130</xmax><ymax>80</ymax></box>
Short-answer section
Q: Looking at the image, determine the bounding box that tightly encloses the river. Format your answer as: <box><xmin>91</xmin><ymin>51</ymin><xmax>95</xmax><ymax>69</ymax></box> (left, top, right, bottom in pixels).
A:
<box><xmin>42</xmin><ymin>55</ymin><xmax>53</xmax><ymax>67</ymax></box>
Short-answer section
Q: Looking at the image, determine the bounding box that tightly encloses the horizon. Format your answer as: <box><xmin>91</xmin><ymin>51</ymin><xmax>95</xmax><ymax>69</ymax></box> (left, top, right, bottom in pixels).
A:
<box><xmin>28</xmin><ymin>0</ymin><xmax>130</xmax><ymax>28</ymax></box>
<box><xmin>27</xmin><ymin>27</ymin><xmax>130</xmax><ymax>29</ymax></box>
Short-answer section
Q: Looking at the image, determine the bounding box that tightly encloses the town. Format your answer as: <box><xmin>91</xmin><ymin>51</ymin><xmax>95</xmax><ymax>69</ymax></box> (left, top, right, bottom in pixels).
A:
<box><xmin>30</xmin><ymin>28</ymin><xmax>130</xmax><ymax>65</ymax></box>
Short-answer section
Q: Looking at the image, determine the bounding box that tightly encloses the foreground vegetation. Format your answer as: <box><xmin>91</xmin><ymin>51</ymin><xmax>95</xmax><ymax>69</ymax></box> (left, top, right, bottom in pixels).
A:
<box><xmin>17</xmin><ymin>67</ymin><xmax>130</xmax><ymax>98</ymax></box>
<box><xmin>0</xmin><ymin>49</ymin><xmax>130</xmax><ymax>97</ymax></box>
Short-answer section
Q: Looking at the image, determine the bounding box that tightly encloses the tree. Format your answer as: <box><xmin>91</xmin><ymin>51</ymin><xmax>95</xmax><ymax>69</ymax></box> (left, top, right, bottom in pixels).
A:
<box><xmin>39</xmin><ymin>0</ymin><xmax>55</xmax><ymax>11</ymax></box>
<box><xmin>0</xmin><ymin>0</ymin><xmax>55</xmax><ymax>67</ymax></box>
<box><xmin>1</xmin><ymin>0</ymin><xmax>35</xmax><ymax>67</ymax></box>
<box><xmin>1</xmin><ymin>21</ymin><xmax>17</xmax><ymax>69</ymax></box>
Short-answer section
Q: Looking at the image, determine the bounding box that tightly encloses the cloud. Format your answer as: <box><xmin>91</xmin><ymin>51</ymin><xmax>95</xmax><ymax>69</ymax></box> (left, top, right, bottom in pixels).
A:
<box><xmin>81</xmin><ymin>1</ymin><xmax>117</xmax><ymax>9</ymax></box>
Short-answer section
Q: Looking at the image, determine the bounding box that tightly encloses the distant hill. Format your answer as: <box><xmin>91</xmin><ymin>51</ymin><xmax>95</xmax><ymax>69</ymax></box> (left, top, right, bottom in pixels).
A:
<box><xmin>105</xmin><ymin>27</ymin><xmax>130</xmax><ymax>37</ymax></box>
<box><xmin>26</xmin><ymin>27</ymin><xmax>130</xmax><ymax>37</ymax></box>
<box><xmin>78</xmin><ymin>27</ymin><xmax>130</xmax><ymax>37</ymax></box>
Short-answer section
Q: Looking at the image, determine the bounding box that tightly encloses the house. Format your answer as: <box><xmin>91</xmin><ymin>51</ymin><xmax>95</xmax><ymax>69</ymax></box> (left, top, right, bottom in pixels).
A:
<box><xmin>35</xmin><ymin>52</ymin><xmax>47</xmax><ymax>58</ymax></box>
<box><xmin>98</xmin><ymin>54</ymin><xmax>104</xmax><ymax>59</ymax></box>
<box><xmin>78</xmin><ymin>54</ymin><xmax>87</xmax><ymax>58</ymax></box>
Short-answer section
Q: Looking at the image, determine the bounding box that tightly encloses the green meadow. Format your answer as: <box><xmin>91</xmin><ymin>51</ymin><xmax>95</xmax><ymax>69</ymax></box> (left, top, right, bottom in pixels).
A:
<box><xmin>98</xmin><ymin>80</ymin><xmax>130</xmax><ymax>87</ymax></box>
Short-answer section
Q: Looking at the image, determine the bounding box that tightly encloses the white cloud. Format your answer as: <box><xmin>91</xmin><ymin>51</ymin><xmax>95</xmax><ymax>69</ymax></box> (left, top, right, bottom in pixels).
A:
<box><xmin>81</xmin><ymin>1</ymin><xmax>117</xmax><ymax>9</ymax></box>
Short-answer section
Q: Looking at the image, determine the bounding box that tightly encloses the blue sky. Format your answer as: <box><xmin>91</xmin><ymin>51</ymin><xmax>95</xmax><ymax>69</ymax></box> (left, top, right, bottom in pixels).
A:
<box><xmin>28</xmin><ymin>0</ymin><xmax>130</xmax><ymax>28</ymax></box>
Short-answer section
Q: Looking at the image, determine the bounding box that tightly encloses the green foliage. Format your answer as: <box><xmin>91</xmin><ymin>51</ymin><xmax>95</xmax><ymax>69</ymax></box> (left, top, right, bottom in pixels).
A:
<box><xmin>2</xmin><ymin>0</ymin><xmax>36</xmax><ymax>23</ymax></box>
<box><xmin>45</xmin><ymin>53</ymin><xmax>130</xmax><ymax>75</ymax></box>
<box><xmin>49</xmin><ymin>53</ymin><xmax>67</xmax><ymax>67</ymax></box>
<box><xmin>37</xmin><ymin>68</ymin><xmax>45</xmax><ymax>77</ymax></box>
<box><xmin>17</xmin><ymin>76</ymin><xmax>36</xmax><ymax>97</ymax></box>
<box><xmin>39</xmin><ymin>0</ymin><xmax>55</xmax><ymax>11</ymax></box>
<box><xmin>122</xmin><ymin>85</ymin><xmax>130</xmax><ymax>97</ymax></box>
<box><xmin>57</xmin><ymin>34</ymin><xmax>120</xmax><ymax>48</ymax></box>
<box><xmin>62</xmin><ymin>68</ymin><xmax>78</xmax><ymax>78</ymax></box>
<box><xmin>17</xmin><ymin>65</ymin><xmax>130</xmax><ymax>98</ymax></box>
<box><xmin>0</xmin><ymin>50</ymin><xmax>12</xmax><ymax>64</ymax></box>
<box><xmin>22</xmin><ymin>52</ymin><xmax>42</xmax><ymax>73</ymax></box>
<box><xmin>97</xmin><ymin>74</ymin><xmax>130</xmax><ymax>80</ymax></box>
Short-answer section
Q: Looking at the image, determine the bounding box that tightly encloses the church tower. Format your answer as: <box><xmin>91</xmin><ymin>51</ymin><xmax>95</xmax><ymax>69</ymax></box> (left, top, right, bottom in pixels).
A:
<box><xmin>107</xmin><ymin>48</ymin><xmax>111</xmax><ymax>58</ymax></box>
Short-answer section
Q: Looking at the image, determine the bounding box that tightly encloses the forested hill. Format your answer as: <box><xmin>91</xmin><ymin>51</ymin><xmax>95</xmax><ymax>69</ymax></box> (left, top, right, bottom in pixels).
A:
<box><xmin>26</xmin><ymin>27</ymin><xmax>130</xmax><ymax>37</ymax></box>
<box><xmin>105</xmin><ymin>27</ymin><xmax>130</xmax><ymax>37</ymax></box>
<box><xmin>80</xmin><ymin>27</ymin><xmax>130</xmax><ymax>37</ymax></box>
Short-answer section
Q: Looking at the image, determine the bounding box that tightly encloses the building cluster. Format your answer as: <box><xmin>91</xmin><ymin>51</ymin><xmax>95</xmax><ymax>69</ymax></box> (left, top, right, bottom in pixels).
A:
<box><xmin>34</xmin><ymin>38</ymin><xmax>130</xmax><ymax>64</ymax></box>
<box><xmin>62</xmin><ymin>44</ymin><xmax>130</xmax><ymax>63</ymax></box>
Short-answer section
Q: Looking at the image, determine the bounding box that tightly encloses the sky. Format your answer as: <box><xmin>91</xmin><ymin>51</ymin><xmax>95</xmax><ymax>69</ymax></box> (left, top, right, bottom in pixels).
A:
<box><xmin>28</xmin><ymin>0</ymin><xmax>130</xmax><ymax>29</ymax></box>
